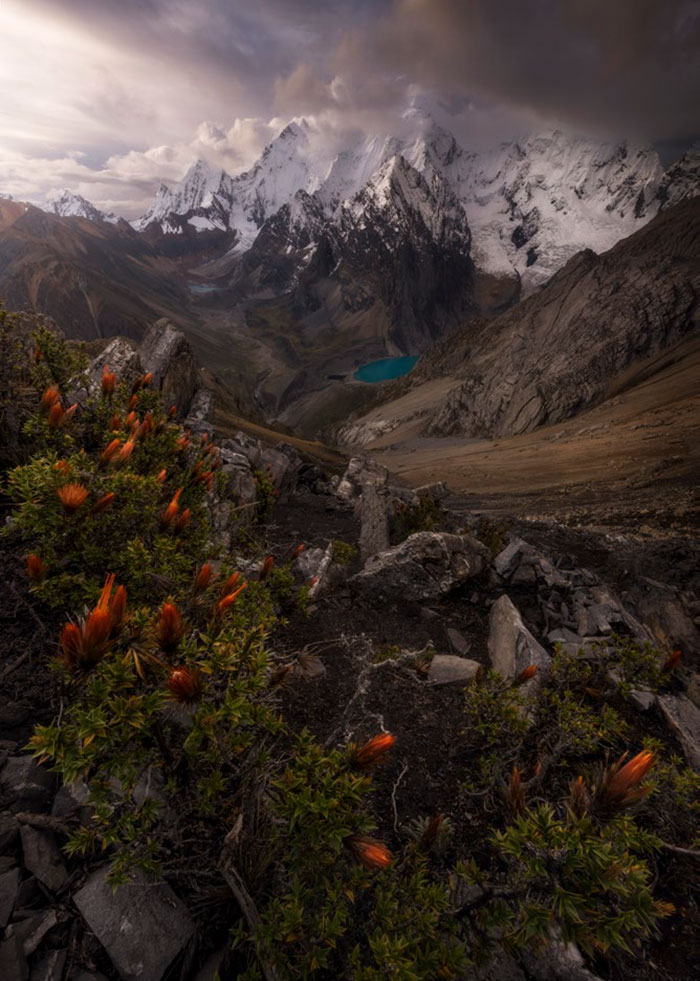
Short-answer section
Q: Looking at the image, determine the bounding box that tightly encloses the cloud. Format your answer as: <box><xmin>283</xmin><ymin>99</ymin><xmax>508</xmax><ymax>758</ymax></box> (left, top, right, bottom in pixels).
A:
<box><xmin>1</xmin><ymin>0</ymin><xmax>697</xmax><ymax>216</ymax></box>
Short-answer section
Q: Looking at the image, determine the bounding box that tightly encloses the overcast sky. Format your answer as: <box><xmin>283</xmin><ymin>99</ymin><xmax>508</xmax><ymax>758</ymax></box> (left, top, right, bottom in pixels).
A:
<box><xmin>1</xmin><ymin>0</ymin><xmax>698</xmax><ymax>217</ymax></box>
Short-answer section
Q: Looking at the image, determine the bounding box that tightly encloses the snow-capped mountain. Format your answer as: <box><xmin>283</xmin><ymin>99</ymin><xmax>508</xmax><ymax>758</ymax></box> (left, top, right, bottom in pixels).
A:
<box><xmin>132</xmin><ymin>112</ymin><xmax>698</xmax><ymax>292</ymax></box>
<box><xmin>46</xmin><ymin>189</ymin><xmax>120</xmax><ymax>224</ymax></box>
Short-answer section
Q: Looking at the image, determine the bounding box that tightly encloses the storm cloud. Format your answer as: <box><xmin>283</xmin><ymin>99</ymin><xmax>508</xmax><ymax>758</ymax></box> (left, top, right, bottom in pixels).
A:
<box><xmin>1</xmin><ymin>0</ymin><xmax>698</xmax><ymax>215</ymax></box>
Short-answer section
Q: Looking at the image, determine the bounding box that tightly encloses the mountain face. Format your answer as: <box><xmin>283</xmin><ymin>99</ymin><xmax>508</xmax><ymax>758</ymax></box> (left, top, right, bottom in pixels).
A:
<box><xmin>0</xmin><ymin>200</ymin><xmax>196</xmax><ymax>341</ymax></box>
<box><xmin>46</xmin><ymin>189</ymin><xmax>120</xmax><ymax>224</ymax></box>
<box><xmin>132</xmin><ymin>113</ymin><xmax>697</xmax><ymax>295</ymax></box>
<box><xmin>412</xmin><ymin>197</ymin><xmax>700</xmax><ymax>439</ymax></box>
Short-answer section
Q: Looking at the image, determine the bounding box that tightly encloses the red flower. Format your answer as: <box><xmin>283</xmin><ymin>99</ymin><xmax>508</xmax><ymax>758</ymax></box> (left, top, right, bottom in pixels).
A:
<box><xmin>142</xmin><ymin>372</ymin><xmax>153</xmax><ymax>387</ymax></box>
<box><xmin>54</xmin><ymin>460</ymin><xmax>70</xmax><ymax>475</ymax></box>
<box><xmin>507</xmin><ymin>766</ymin><xmax>526</xmax><ymax>816</ymax></box>
<box><xmin>58</xmin><ymin>574</ymin><xmax>126</xmax><ymax>670</ymax></box>
<box><xmin>167</xmin><ymin>666</ymin><xmax>203</xmax><ymax>703</ymax></box>
<box><xmin>175</xmin><ymin>436</ymin><xmax>189</xmax><ymax>452</ymax></box>
<box><xmin>92</xmin><ymin>492</ymin><xmax>115</xmax><ymax>514</ymax></box>
<box><xmin>128</xmin><ymin>394</ymin><xmax>139</xmax><ymax>411</ymax></box>
<box><xmin>124</xmin><ymin>411</ymin><xmax>138</xmax><ymax>432</ymax></box>
<box><xmin>26</xmin><ymin>553</ymin><xmax>46</xmax><ymax>581</ymax></box>
<box><xmin>291</xmin><ymin>543</ymin><xmax>305</xmax><ymax>560</ymax></box>
<box><xmin>216</xmin><ymin>583</ymin><xmax>247</xmax><ymax>615</ymax></box>
<box><xmin>345</xmin><ymin>834</ymin><xmax>392</xmax><ymax>870</ymax></box>
<box><xmin>174</xmin><ymin>507</ymin><xmax>191</xmax><ymax>532</ymax></box>
<box><xmin>157</xmin><ymin>603</ymin><xmax>184</xmax><ymax>653</ymax></box>
<box><xmin>661</xmin><ymin>649</ymin><xmax>681</xmax><ymax>674</ymax></box>
<box><xmin>259</xmin><ymin>556</ymin><xmax>274</xmax><ymax>581</ymax></box>
<box><xmin>598</xmin><ymin>751</ymin><xmax>655</xmax><ymax>811</ymax></box>
<box><xmin>156</xmin><ymin>469</ymin><xmax>167</xmax><ymax>484</ymax></box>
<box><xmin>109</xmin><ymin>413</ymin><xmax>121</xmax><ymax>431</ymax></box>
<box><xmin>160</xmin><ymin>489</ymin><xmax>183</xmax><ymax>529</ymax></box>
<box><xmin>220</xmin><ymin>572</ymin><xmax>239</xmax><ymax>595</ymax></box>
<box><xmin>137</xmin><ymin>411</ymin><xmax>153</xmax><ymax>441</ymax></box>
<box><xmin>193</xmin><ymin>563</ymin><xmax>215</xmax><ymax>595</ymax></box>
<box><xmin>47</xmin><ymin>402</ymin><xmax>64</xmax><ymax>428</ymax></box>
<box><xmin>59</xmin><ymin>623</ymin><xmax>83</xmax><ymax>668</ymax></box>
<box><xmin>40</xmin><ymin>387</ymin><xmax>60</xmax><ymax>414</ymax></box>
<box><xmin>168</xmin><ymin>404</ymin><xmax>177</xmax><ymax>418</ymax></box>
<box><xmin>99</xmin><ymin>438</ymin><xmax>121</xmax><ymax>464</ymax></box>
<box><xmin>101</xmin><ymin>365</ymin><xmax>116</xmax><ymax>396</ymax></box>
<box><xmin>114</xmin><ymin>438</ymin><xmax>136</xmax><ymax>465</ymax></box>
<box><xmin>57</xmin><ymin>483</ymin><xmax>89</xmax><ymax>514</ymax></box>
<box><xmin>515</xmin><ymin>665</ymin><xmax>537</xmax><ymax>686</ymax></box>
<box><xmin>350</xmin><ymin>733</ymin><xmax>396</xmax><ymax>769</ymax></box>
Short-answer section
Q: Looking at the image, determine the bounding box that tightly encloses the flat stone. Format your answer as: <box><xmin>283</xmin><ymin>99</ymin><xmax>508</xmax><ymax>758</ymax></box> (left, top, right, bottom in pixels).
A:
<box><xmin>12</xmin><ymin>909</ymin><xmax>58</xmax><ymax>956</ymax></box>
<box><xmin>658</xmin><ymin>695</ymin><xmax>700</xmax><ymax>772</ymax></box>
<box><xmin>414</xmin><ymin>481</ymin><xmax>448</xmax><ymax>501</ymax></box>
<box><xmin>428</xmin><ymin>655</ymin><xmax>481</xmax><ymax>686</ymax></box>
<box><xmin>488</xmin><ymin>595</ymin><xmax>551</xmax><ymax>682</ymax></box>
<box><xmin>29</xmin><ymin>948</ymin><xmax>67</xmax><ymax>981</ymax></box>
<box><xmin>0</xmin><ymin>867</ymin><xmax>20</xmax><ymax>928</ymax></box>
<box><xmin>493</xmin><ymin>538</ymin><xmax>527</xmax><ymax>577</ymax></box>
<box><xmin>358</xmin><ymin>484</ymin><xmax>390</xmax><ymax>561</ymax></box>
<box><xmin>20</xmin><ymin>828</ymin><xmax>68</xmax><ymax>893</ymax></box>
<box><xmin>0</xmin><ymin>758</ymin><xmax>55</xmax><ymax>813</ymax></box>
<box><xmin>52</xmin><ymin>780</ymin><xmax>90</xmax><ymax>819</ymax></box>
<box><xmin>138</xmin><ymin>320</ymin><xmax>199</xmax><ymax>416</ymax></box>
<box><xmin>629</xmin><ymin>689</ymin><xmax>657</xmax><ymax>712</ymax></box>
<box><xmin>0</xmin><ymin>856</ymin><xmax>16</xmax><ymax>874</ymax></box>
<box><xmin>74</xmin><ymin>867</ymin><xmax>195</xmax><ymax>981</ymax></box>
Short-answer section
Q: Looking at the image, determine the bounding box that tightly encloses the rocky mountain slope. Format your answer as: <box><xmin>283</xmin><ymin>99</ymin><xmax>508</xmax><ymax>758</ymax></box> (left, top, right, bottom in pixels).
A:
<box><xmin>352</xmin><ymin>196</ymin><xmax>699</xmax><ymax>442</ymax></box>
<box><xmin>0</xmin><ymin>199</ymin><xmax>196</xmax><ymax>341</ymax></box>
<box><xmin>46</xmin><ymin>189</ymin><xmax>119</xmax><ymax>224</ymax></box>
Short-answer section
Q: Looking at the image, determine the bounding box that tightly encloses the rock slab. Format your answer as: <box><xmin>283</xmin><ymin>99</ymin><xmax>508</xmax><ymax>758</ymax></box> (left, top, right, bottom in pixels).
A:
<box><xmin>488</xmin><ymin>595</ymin><xmax>552</xmax><ymax>681</ymax></box>
<box><xmin>74</xmin><ymin>867</ymin><xmax>195</xmax><ymax>981</ymax></box>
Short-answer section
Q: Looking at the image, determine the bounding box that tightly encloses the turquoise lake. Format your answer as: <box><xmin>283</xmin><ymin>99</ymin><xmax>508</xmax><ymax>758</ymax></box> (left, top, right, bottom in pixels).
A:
<box><xmin>354</xmin><ymin>356</ymin><xmax>419</xmax><ymax>383</ymax></box>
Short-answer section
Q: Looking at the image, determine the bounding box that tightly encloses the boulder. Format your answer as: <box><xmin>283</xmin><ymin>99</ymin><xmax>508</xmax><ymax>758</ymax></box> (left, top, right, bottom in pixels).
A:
<box><xmin>336</xmin><ymin>456</ymin><xmax>388</xmax><ymax>501</ymax></box>
<box><xmin>28</xmin><ymin>948</ymin><xmax>67</xmax><ymax>981</ymax></box>
<box><xmin>488</xmin><ymin>595</ymin><xmax>552</xmax><ymax>682</ymax></box>
<box><xmin>0</xmin><ymin>935</ymin><xmax>28</xmax><ymax>981</ymax></box>
<box><xmin>427</xmin><ymin>655</ymin><xmax>481</xmax><ymax>686</ymax></box>
<box><xmin>71</xmin><ymin>337</ymin><xmax>142</xmax><ymax>405</ymax></box>
<box><xmin>295</xmin><ymin>545</ymin><xmax>333</xmax><ymax>596</ymax></box>
<box><xmin>260</xmin><ymin>444</ymin><xmax>302</xmax><ymax>502</ymax></box>
<box><xmin>358</xmin><ymin>484</ymin><xmax>390</xmax><ymax>561</ymax></box>
<box><xmin>414</xmin><ymin>481</ymin><xmax>448</xmax><ymax>501</ymax></box>
<box><xmin>0</xmin><ymin>867</ymin><xmax>19</xmax><ymax>928</ymax></box>
<box><xmin>658</xmin><ymin>695</ymin><xmax>700</xmax><ymax>772</ymax></box>
<box><xmin>0</xmin><ymin>812</ymin><xmax>19</xmax><ymax>850</ymax></box>
<box><xmin>74</xmin><ymin>866</ymin><xmax>195</xmax><ymax>981</ymax></box>
<box><xmin>351</xmin><ymin>532</ymin><xmax>489</xmax><ymax>602</ymax></box>
<box><xmin>138</xmin><ymin>320</ymin><xmax>198</xmax><ymax>416</ymax></box>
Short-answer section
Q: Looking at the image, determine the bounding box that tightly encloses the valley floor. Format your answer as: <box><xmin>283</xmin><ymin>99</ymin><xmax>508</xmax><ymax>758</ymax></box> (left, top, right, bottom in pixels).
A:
<box><xmin>350</xmin><ymin>336</ymin><xmax>700</xmax><ymax>539</ymax></box>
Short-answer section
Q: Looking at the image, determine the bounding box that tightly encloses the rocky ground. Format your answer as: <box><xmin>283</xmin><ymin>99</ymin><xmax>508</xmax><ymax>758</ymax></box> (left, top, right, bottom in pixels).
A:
<box><xmin>2</xmin><ymin>435</ymin><xmax>698</xmax><ymax>980</ymax></box>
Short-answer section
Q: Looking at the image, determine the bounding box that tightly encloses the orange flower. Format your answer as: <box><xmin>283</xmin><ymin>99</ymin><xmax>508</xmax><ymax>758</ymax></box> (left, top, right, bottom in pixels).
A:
<box><xmin>92</xmin><ymin>492</ymin><xmax>115</xmax><ymax>514</ymax></box>
<box><xmin>220</xmin><ymin>572</ymin><xmax>239</xmax><ymax>595</ymax></box>
<box><xmin>345</xmin><ymin>834</ymin><xmax>392</xmax><ymax>870</ymax></box>
<box><xmin>109</xmin><ymin>413</ymin><xmax>121</xmax><ymax>431</ymax></box>
<box><xmin>101</xmin><ymin>365</ymin><xmax>116</xmax><ymax>396</ymax></box>
<box><xmin>54</xmin><ymin>460</ymin><xmax>70</xmax><ymax>475</ymax></box>
<box><xmin>156</xmin><ymin>469</ymin><xmax>167</xmax><ymax>484</ymax></box>
<box><xmin>291</xmin><ymin>543</ymin><xmax>305</xmax><ymax>560</ymax></box>
<box><xmin>175</xmin><ymin>436</ymin><xmax>189</xmax><ymax>452</ymax></box>
<box><xmin>99</xmin><ymin>438</ymin><xmax>121</xmax><ymax>464</ymax></box>
<box><xmin>26</xmin><ymin>553</ymin><xmax>46</xmax><ymax>581</ymax></box>
<box><xmin>157</xmin><ymin>602</ymin><xmax>184</xmax><ymax>653</ymax></box>
<box><xmin>137</xmin><ymin>411</ymin><xmax>153</xmax><ymax>440</ymax></box>
<box><xmin>128</xmin><ymin>394</ymin><xmax>139</xmax><ymax>411</ymax></box>
<box><xmin>661</xmin><ymin>649</ymin><xmax>681</xmax><ymax>673</ymax></box>
<box><xmin>59</xmin><ymin>622</ymin><xmax>83</xmax><ymax>669</ymax></box>
<box><xmin>216</xmin><ymin>582</ymin><xmax>247</xmax><ymax>615</ymax></box>
<box><xmin>40</xmin><ymin>387</ymin><xmax>60</xmax><ymax>414</ymax></box>
<box><xmin>259</xmin><ymin>556</ymin><xmax>274</xmax><ymax>581</ymax></box>
<box><xmin>598</xmin><ymin>750</ymin><xmax>655</xmax><ymax>811</ymax></box>
<box><xmin>108</xmin><ymin>585</ymin><xmax>127</xmax><ymax>634</ymax></box>
<box><xmin>142</xmin><ymin>372</ymin><xmax>152</xmax><ymax>387</ymax></box>
<box><xmin>47</xmin><ymin>402</ymin><xmax>64</xmax><ymax>428</ymax></box>
<box><xmin>114</xmin><ymin>438</ymin><xmax>136</xmax><ymax>465</ymax></box>
<box><xmin>350</xmin><ymin>733</ymin><xmax>396</xmax><ymax>769</ymax></box>
<box><xmin>124</xmin><ymin>411</ymin><xmax>138</xmax><ymax>431</ymax></box>
<box><xmin>58</xmin><ymin>575</ymin><xmax>126</xmax><ymax>670</ymax></box>
<box><xmin>167</xmin><ymin>666</ymin><xmax>203</xmax><ymax>703</ymax></box>
<box><xmin>57</xmin><ymin>483</ymin><xmax>89</xmax><ymax>514</ymax></box>
<box><xmin>131</xmin><ymin>373</ymin><xmax>151</xmax><ymax>394</ymax></box>
<box><xmin>193</xmin><ymin>563</ymin><xmax>215</xmax><ymax>595</ymax></box>
<box><xmin>174</xmin><ymin>508</ymin><xmax>191</xmax><ymax>532</ymax></box>
<box><xmin>160</xmin><ymin>488</ymin><xmax>183</xmax><ymax>529</ymax></box>
<box><xmin>168</xmin><ymin>404</ymin><xmax>177</xmax><ymax>418</ymax></box>
<box><xmin>515</xmin><ymin>665</ymin><xmax>537</xmax><ymax>686</ymax></box>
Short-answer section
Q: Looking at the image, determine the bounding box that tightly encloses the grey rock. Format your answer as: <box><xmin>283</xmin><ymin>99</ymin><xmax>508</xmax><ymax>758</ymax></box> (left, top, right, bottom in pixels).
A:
<box><xmin>0</xmin><ymin>935</ymin><xmax>28</xmax><ymax>981</ymax></box>
<box><xmin>138</xmin><ymin>320</ymin><xmax>198</xmax><ymax>416</ymax></box>
<box><xmin>336</xmin><ymin>456</ymin><xmax>388</xmax><ymax>501</ymax></box>
<box><xmin>658</xmin><ymin>695</ymin><xmax>700</xmax><ymax>772</ymax></box>
<box><xmin>185</xmin><ymin>388</ymin><xmax>214</xmax><ymax>424</ymax></box>
<box><xmin>358</xmin><ymin>484</ymin><xmax>390</xmax><ymax>561</ymax></box>
<box><xmin>427</xmin><ymin>655</ymin><xmax>481</xmax><ymax>686</ymax></box>
<box><xmin>488</xmin><ymin>595</ymin><xmax>552</xmax><ymax>682</ymax></box>
<box><xmin>29</xmin><ymin>948</ymin><xmax>67</xmax><ymax>981</ymax></box>
<box><xmin>521</xmin><ymin>930</ymin><xmax>602</xmax><ymax>981</ymax></box>
<box><xmin>260</xmin><ymin>444</ymin><xmax>302</xmax><ymax>502</ymax></box>
<box><xmin>414</xmin><ymin>481</ymin><xmax>448</xmax><ymax>501</ymax></box>
<box><xmin>493</xmin><ymin>538</ymin><xmax>528</xmax><ymax>578</ymax></box>
<box><xmin>71</xmin><ymin>338</ymin><xmax>142</xmax><ymax>405</ymax></box>
<box><xmin>446</xmin><ymin>627</ymin><xmax>470</xmax><ymax>655</ymax></box>
<box><xmin>351</xmin><ymin>532</ymin><xmax>489</xmax><ymax>602</ymax></box>
<box><xmin>0</xmin><ymin>867</ymin><xmax>19</xmax><ymax>928</ymax></box>
<box><xmin>20</xmin><ymin>828</ymin><xmax>68</xmax><ymax>893</ymax></box>
<box><xmin>629</xmin><ymin>689</ymin><xmax>657</xmax><ymax>712</ymax></box>
<box><xmin>0</xmin><ymin>811</ymin><xmax>20</xmax><ymax>850</ymax></box>
<box><xmin>194</xmin><ymin>945</ymin><xmax>228</xmax><ymax>981</ymax></box>
<box><xmin>295</xmin><ymin>545</ymin><xmax>333</xmax><ymax>597</ymax></box>
<box><xmin>0</xmin><ymin>856</ymin><xmax>16</xmax><ymax>874</ymax></box>
<box><xmin>73</xmin><ymin>866</ymin><xmax>195</xmax><ymax>981</ymax></box>
<box><xmin>51</xmin><ymin>780</ymin><xmax>90</xmax><ymax>820</ymax></box>
<box><xmin>0</xmin><ymin>757</ymin><xmax>55</xmax><ymax>813</ymax></box>
<box><xmin>11</xmin><ymin>909</ymin><xmax>58</xmax><ymax>956</ymax></box>
<box><xmin>473</xmin><ymin>950</ymin><xmax>527</xmax><ymax>981</ymax></box>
